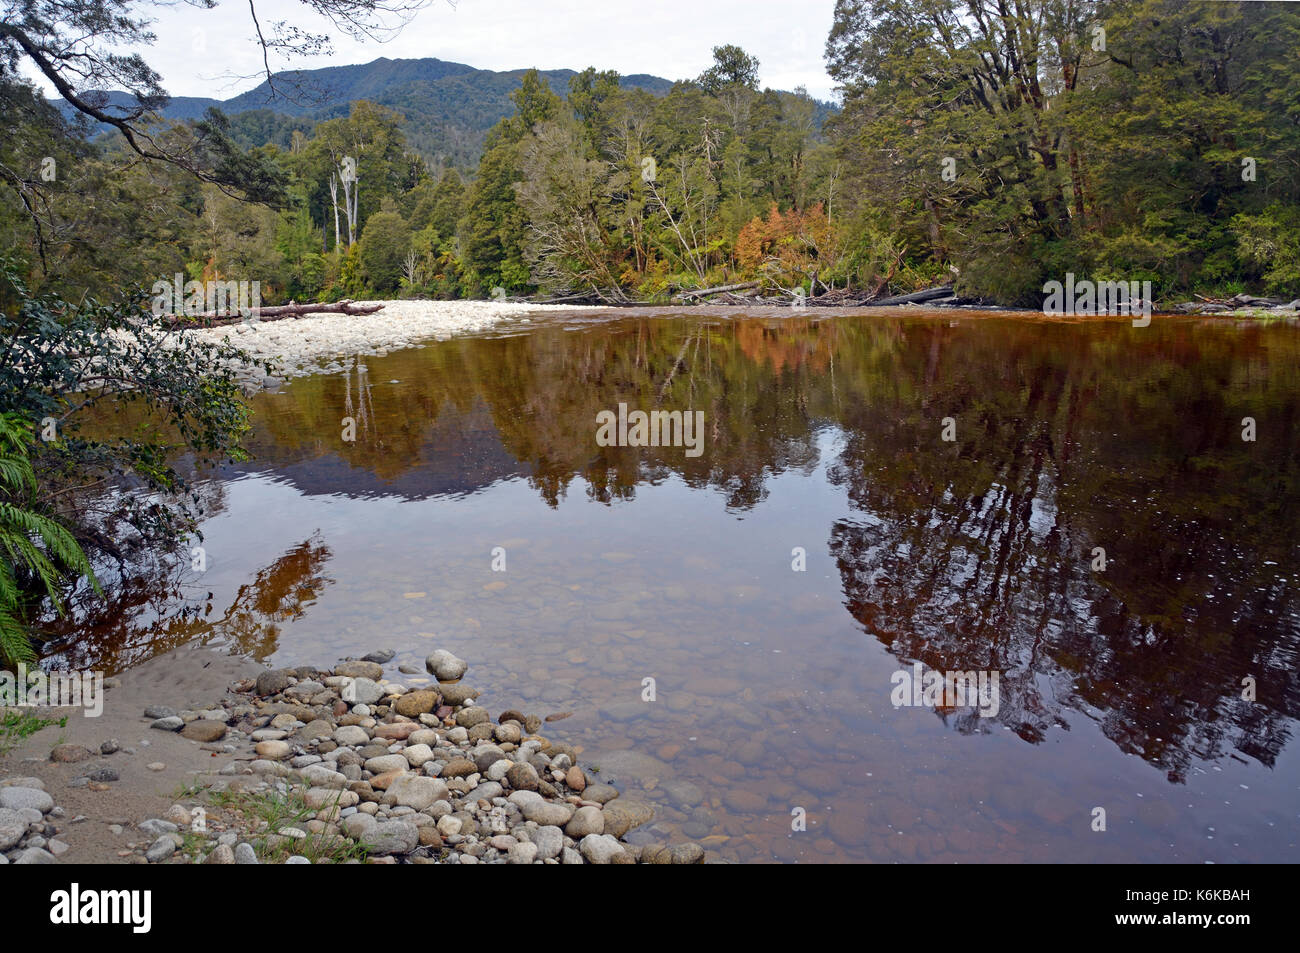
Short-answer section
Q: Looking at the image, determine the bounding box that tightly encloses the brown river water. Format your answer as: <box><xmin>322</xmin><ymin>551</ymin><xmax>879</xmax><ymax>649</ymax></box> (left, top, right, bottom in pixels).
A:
<box><xmin>47</xmin><ymin>307</ymin><xmax>1300</xmax><ymax>863</ymax></box>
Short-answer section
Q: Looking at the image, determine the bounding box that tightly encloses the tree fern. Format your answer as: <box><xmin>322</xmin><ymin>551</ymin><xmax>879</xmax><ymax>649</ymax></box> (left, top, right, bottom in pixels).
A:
<box><xmin>0</xmin><ymin>413</ymin><xmax>98</xmax><ymax>666</ymax></box>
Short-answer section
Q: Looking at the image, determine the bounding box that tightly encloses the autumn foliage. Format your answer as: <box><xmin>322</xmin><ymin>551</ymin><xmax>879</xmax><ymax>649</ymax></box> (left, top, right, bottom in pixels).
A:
<box><xmin>734</xmin><ymin>204</ymin><xmax>840</xmax><ymax>289</ymax></box>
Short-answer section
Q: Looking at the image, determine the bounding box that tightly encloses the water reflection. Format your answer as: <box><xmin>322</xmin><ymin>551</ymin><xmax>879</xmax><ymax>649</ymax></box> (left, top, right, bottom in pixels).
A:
<box><xmin>51</xmin><ymin>310</ymin><xmax>1300</xmax><ymax>862</ymax></box>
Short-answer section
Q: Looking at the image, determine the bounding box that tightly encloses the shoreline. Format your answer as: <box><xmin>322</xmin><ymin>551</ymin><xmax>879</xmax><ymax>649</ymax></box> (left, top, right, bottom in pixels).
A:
<box><xmin>178</xmin><ymin>296</ymin><xmax>1300</xmax><ymax>392</ymax></box>
<box><xmin>1</xmin><ymin>645</ymin><xmax>703</xmax><ymax>864</ymax></box>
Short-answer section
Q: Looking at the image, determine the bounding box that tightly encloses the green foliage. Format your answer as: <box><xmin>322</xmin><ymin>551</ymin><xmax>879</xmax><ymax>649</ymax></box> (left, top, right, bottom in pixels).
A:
<box><xmin>0</xmin><ymin>709</ymin><xmax>67</xmax><ymax>755</ymax></box>
<box><xmin>698</xmin><ymin>45</ymin><xmax>761</xmax><ymax>95</ymax></box>
<box><xmin>359</xmin><ymin>204</ymin><xmax>413</xmax><ymax>294</ymax></box>
<box><xmin>338</xmin><ymin>243</ymin><xmax>367</xmax><ymax>297</ymax></box>
<box><xmin>0</xmin><ymin>256</ymin><xmax>262</xmax><ymax>596</ymax></box>
<box><xmin>0</xmin><ymin>414</ymin><xmax>98</xmax><ymax>665</ymax></box>
<box><xmin>826</xmin><ymin>0</ymin><xmax>1300</xmax><ymax>303</ymax></box>
<box><xmin>1232</xmin><ymin>205</ymin><xmax>1300</xmax><ymax>296</ymax></box>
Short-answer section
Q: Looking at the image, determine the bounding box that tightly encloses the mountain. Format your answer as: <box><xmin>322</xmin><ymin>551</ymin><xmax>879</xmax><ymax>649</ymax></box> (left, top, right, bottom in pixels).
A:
<box><xmin>58</xmin><ymin>56</ymin><xmax>678</xmax><ymax>171</ymax></box>
<box><xmin>57</xmin><ymin>55</ymin><xmax>835</xmax><ymax>172</ymax></box>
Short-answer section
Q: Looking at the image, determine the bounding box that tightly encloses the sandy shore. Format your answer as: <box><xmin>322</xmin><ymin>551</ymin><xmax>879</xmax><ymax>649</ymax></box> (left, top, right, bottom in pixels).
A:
<box><xmin>182</xmin><ymin>299</ymin><xmax>583</xmax><ymax>381</ymax></box>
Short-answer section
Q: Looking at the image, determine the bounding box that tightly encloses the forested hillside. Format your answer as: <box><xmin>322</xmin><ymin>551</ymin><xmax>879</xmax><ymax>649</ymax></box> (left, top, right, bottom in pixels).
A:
<box><xmin>5</xmin><ymin>1</ymin><xmax>1299</xmax><ymax>310</ymax></box>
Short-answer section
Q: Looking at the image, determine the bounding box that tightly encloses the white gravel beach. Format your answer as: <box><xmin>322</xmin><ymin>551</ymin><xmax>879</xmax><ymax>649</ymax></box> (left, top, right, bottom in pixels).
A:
<box><xmin>180</xmin><ymin>299</ymin><xmax>581</xmax><ymax>382</ymax></box>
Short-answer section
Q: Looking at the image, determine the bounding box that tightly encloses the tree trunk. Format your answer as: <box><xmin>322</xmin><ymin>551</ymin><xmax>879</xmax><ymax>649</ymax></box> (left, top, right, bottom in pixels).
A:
<box><xmin>166</xmin><ymin>300</ymin><xmax>384</xmax><ymax>328</ymax></box>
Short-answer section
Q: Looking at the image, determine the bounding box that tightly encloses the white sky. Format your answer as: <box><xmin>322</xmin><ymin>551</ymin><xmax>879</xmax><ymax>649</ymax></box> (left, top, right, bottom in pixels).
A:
<box><xmin>37</xmin><ymin>0</ymin><xmax>840</xmax><ymax>103</ymax></box>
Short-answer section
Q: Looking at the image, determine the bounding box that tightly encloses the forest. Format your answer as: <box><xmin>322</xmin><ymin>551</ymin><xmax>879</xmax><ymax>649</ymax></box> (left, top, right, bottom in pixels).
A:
<box><xmin>3</xmin><ymin>0</ymin><xmax>1298</xmax><ymax>310</ymax></box>
<box><xmin>0</xmin><ymin>0</ymin><xmax>1298</xmax><ymax>663</ymax></box>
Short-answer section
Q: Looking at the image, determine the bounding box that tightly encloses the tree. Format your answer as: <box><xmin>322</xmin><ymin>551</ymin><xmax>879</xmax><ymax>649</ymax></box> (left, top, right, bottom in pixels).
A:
<box><xmin>359</xmin><ymin>202</ymin><xmax>412</xmax><ymax>294</ymax></box>
<box><xmin>459</xmin><ymin>70</ymin><xmax>563</xmax><ymax>294</ymax></box>
<box><xmin>699</xmin><ymin>44</ymin><xmax>762</xmax><ymax>94</ymax></box>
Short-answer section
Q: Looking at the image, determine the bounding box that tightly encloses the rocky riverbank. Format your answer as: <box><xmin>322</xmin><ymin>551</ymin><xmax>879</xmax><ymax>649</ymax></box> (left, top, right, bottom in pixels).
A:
<box><xmin>1172</xmin><ymin>293</ymin><xmax>1300</xmax><ymax>317</ymax></box>
<box><xmin>180</xmin><ymin>299</ymin><xmax>580</xmax><ymax>385</ymax></box>
<box><xmin>0</xmin><ymin>646</ymin><xmax>705</xmax><ymax>864</ymax></box>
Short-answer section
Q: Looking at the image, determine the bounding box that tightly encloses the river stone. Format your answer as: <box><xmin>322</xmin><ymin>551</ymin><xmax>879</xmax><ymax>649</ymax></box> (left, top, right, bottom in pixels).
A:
<box><xmin>255</xmin><ymin>740</ymin><xmax>292</xmax><ymax>760</ymax></box>
<box><xmin>471</xmin><ymin>744</ymin><xmax>506</xmax><ymax>772</ymax></box>
<box><xmin>425</xmin><ymin>650</ymin><xmax>467</xmax><ymax>681</ymax></box>
<box><xmin>49</xmin><ymin>744</ymin><xmax>93</xmax><ymax>764</ymax></box>
<box><xmin>578</xmin><ymin>833</ymin><xmax>628</xmax><ymax>864</ymax></box>
<box><xmin>347</xmin><ymin>678</ymin><xmax>385</xmax><ymax>706</ymax></box>
<box><xmin>150</xmin><ymin>716</ymin><xmax>183</xmax><ymax>732</ymax></box>
<box><xmin>298</xmin><ymin>719</ymin><xmax>335</xmax><ymax>741</ymax></box>
<box><xmin>565</xmin><ymin>805</ymin><xmax>604</xmax><ymax>838</ymax></box>
<box><xmin>643</xmin><ymin>842</ymin><xmax>705</xmax><ymax>865</ymax></box>
<box><xmin>335</xmin><ymin>660</ymin><xmax>384</xmax><ymax>681</ymax></box>
<box><xmin>438</xmin><ymin>684</ymin><xmax>478</xmax><ymax>706</ymax></box>
<box><xmin>601</xmin><ymin>799</ymin><xmax>654</xmax><ymax>838</ymax></box>
<box><xmin>590</xmin><ymin>749</ymin><xmax>668</xmax><ymax>782</ymax></box>
<box><xmin>393</xmin><ymin>691</ymin><xmax>439</xmax><ymax>717</ymax></box>
<box><xmin>403</xmin><ymin>744</ymin><xmax>435</xmax><ymax>767</ymax></box>
<box><xmin>146</xmin><ymin>837</ymin><xmax>176</xmax><ymax>863</ymax></box>
<box><xmin>387</xmin><ymin>775</ymin><xmax>446</xmax><ymax>811</ymax></box>
<box><xmin>300</xmin><ymin>764</ymin><xmax>348</xmax><ymax>788</ymax></box>
<box><xmin>367</xmin><ymin>819</ymin><xmax>419</xmax><ymax>855</ymax></box>
<box><xmin>342</xmin><ymin>813</ymin><xmax>378</xmax><ymax>841</ymax></box>
<box><xmin>505</xmin><ymin>762</ymin><xmax>539</xmax><ymax>791</ymax></box>
<box><xmin>507</xmin><ymin>840</ymin><xmax>539</xmax><ymax>864</ymax></box>
<box><xmin>533</xmin><ymin>825</ymin><xmax>564</xmax><ymax>860</ymax></box>
<box><xmin>494</xmin><ymin>722</ymin><xmax>522</xmax><ymax>744</ymax></box>
<box><xmin>255</xmin><ymin>669</ymin><xmax>294</xmax><ymax>696</ymax></box>
<box><xmin>441</xmin><ymin>758</ymin><xmax>477</xmax><ymax>778</ymax></box>
<box><xmin>722</xmin><ymin>789</ymin><xmax>767</xmax><ymax>814</ymax></box>
<box><xmin>463</xmin><ymin>781</ymin><xmax>503</xmax><ymax>802</ymax></box>
<box><xmin>0</xmin><ymin>809</ymin><xmax>27</xmax><ymax>850</ymax></box>
<box><xmin>13</xmin><ymin>848</ymin><xmax>56</xmax><ymax>864</ymax></box>
<box><xmin>372</xmin><ymin>722</ymin><xmax>419</xmax><ymax>741</ymax></box>
<box><xmin>455</xmin><ymin>706</ymin><xmax>489</xmax><ymax>728</ymax></box>
<box><xmin>203</xmin><ymin>844</ymin><xmax>236</xmax><ymax>865</ymax></box>
<box><xmin>333</xmin><ymin>725</ymin><xmax>369</xmax><ymax>746</ymax></box>
<box><xmin>234</xmin><ymin>843</ymin><xmax>258</xmax><ymax>864</ymax></box>
<box><xmin>523</xmin><ymin>800</ymin><xmax>574</xmax><ymax>826</ymax></box>
<box><xmin>583</xmin><ymin>783</ymin><xmax>620</xmax><ymax>804</ymax></box>
<box><xmin>565</xmin><ymin>765</ymin><xmax>587</xmax><ymax>792</ymax></box>
<box><xmin>180</xmin><ymin>720</ymin><xmax>227</xmax><ymax>743</ymax></box>
<box><xmin>508</xmin><ymin>790</ymin><xmax>544</xmax><ymax>810</ymax></box>
<box><xmin>663</xmin><ymin>779</ymin><xmax>705</xmax><ymax>808</ymax></box>
<box><xmin>0</xmin><ymin>787</ymin><xmax>54</xmax><ymax>813</ymax></box>
<box><xmin>668</xmin><ymin>843</ymin><xmax>705</xmax><ymax>864</ymax></box>
<box><xmin>364</xmin><ymin>754</ymin><xmax>408</xmax><ymax>775</ymax></box>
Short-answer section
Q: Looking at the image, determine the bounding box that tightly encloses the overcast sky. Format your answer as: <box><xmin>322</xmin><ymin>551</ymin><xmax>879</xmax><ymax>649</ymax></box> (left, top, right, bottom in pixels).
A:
<box><xmin>44</xmin><ymin>0</ymin><xmax>841</xmax><ymax>103</ymax></box>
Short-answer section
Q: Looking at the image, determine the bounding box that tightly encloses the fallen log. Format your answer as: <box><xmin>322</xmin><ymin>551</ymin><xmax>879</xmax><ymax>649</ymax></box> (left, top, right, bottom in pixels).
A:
<box><xmin>165</xmin><ymin>299</ymin><xmax>384</xmax><ymax>328</ymax></box>
<box><xmin>865</xmin><ymin>285</ymin><xmax>955</xmax><ymax>307</ymax></box>
<box><xmin>675</xmin><ymin>280</ymin><xmax>761</xmax><ymax>300</ymax></box>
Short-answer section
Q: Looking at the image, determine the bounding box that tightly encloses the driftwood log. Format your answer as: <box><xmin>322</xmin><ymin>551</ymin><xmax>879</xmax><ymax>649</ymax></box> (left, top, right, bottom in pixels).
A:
<box><xmin>864</xmin><ymin>285</ymin><xmax>955</xmax><ymax>307</ymax></box>
<box><xmin>166</xmin><ymin>299</ymin><xmax>384</xmax><ymax>328</ymax></box>
<box><xmin>675</xmin><ymin>281</ymin><xmax>761</xmax><ymax>300</ymax></box>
